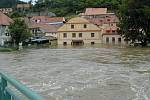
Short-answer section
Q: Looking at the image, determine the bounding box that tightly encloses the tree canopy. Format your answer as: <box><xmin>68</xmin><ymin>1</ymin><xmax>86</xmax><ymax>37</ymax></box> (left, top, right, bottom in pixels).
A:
<box><xmin>9</xmin><ymin>19</ymin><xmax>31</xmax><ymax>46</ymax></box>
<box><xmin>118</xmin><ymin>0</ymin><xmax>150</xmax><ymax>46</ymax></box>
<box><xmin>33</xmin><ymin>0</ymin><xmax>122</xmax><ymax>16</ymax></box>
<box><xmin>0</xmin><ymin>0</ymin><xmax>25</xmax><ymax>8</ymax></box>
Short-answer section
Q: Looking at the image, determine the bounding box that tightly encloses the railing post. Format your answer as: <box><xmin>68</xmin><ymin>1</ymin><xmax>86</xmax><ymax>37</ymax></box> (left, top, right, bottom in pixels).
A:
<box><xmin>5</xmin><ymin>89</ymin><xmax>11</xmax><ymax>100</ymax></box>
<box><xmin>1</xmin><ymin>77</ymin><xmax>7</xmax><ymax>100</ymax></box>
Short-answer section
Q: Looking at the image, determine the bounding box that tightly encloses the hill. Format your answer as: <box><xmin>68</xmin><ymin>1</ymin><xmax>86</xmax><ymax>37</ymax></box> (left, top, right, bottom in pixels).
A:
<box><xmin>0</xmin><ymin>0</ymin><xmax>25</xmax><ymax>8</ymax></box>
<box><xmin>33</xmin><ymin>0</ymin><xmax>122</xmax><ymax>16</ymax></box>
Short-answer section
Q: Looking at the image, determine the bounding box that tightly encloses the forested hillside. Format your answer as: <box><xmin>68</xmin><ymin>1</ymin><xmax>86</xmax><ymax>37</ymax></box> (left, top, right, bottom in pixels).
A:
<box><xmin>33</xmin><ymin>0</ymin><xmax>122</xmax><ymax>16</ymax></box>
<box><xmin>0</xmin><ymin>0</ymin><xmax>24</xmax><ymax>8</ymax></box>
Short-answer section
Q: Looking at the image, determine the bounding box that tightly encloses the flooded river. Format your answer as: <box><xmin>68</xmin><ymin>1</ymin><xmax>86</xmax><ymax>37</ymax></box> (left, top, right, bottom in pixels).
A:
<box><xmin>0</xmin><ymin>44</ymin><xmax>150</xmax><ymax>100</ymax></box>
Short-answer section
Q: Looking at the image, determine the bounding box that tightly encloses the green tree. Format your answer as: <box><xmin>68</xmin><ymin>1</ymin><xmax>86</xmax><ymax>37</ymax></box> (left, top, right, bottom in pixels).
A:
<box><xmin>118</xmin><ymin>0</ymin><xmax>150</xmax><ymax>47</ymax></box>
<box><xmin>9</xmin><ymin>19</ymin><xmax>31</xmax><ymax>46</ymax></box>
<box><xmin>33</xmin><ymin>0</ymin><xmax>122</xmax><ymax>16</ymax></box>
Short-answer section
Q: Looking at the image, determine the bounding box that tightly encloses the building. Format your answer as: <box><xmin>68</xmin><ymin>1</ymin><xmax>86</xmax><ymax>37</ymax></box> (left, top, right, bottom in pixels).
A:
<box><xmin>0</xmin><ymin>8</ymin><xmax>13</xmax><ymax>14</ymax></box>
<box><xmin>57</xmin><ymin>17</ymin><xmax>102</xmax><ymax>45</ymax></box>
<box><xmin>29</xmin><ymin>23</ymin><xmax>58</xmax><ymax>40</ymax></box>
<box><xmin>31</xmin><ymin>16</ymin><xmax>65</xmax><ymax>25</ymax></box>
<box><xmin>16</xmin><ymin>4</ymin><xmax>32</xmax><ymax>11</ymax></box>
<box><xmin>27</xmin><ymin>16</ymin><xmax>65</xmax><ymax>39</ymax></box>
<box><xmin>80</xmin><ymin>8</ymin><xmax>126</xmax><ymax>45</ymax></box>
<box><xmin>0</xmin><ymin>12</ymin><xmax>13</xmax><ymax>46</ymax></box>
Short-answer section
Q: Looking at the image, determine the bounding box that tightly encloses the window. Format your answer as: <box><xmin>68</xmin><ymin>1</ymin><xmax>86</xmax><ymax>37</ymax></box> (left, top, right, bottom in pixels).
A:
<box><xmin>72</xmin><ymin>33</ymin><xmax>76</xmax><ymax>38</ymax></box>
<box><xmin>107</xmin><ymin>19</ymin><xmax>110</xmax><ymax>21</ymax></box>
<box><xmin>112</xmin><ymin>37</ymin><xmax>115</xmax><ymax>43</ymax></box>
<box><xmin>118</xmin><ymin>38</ymin><xmax>121</xmax><ymax>43</ymax></box>
<box><xmin>91</xmin><ymin>33</ymin><xmax>95</xmax><ymax>37</ymax></box>
<box><xmin>106</xmin><ymin>37</ymin><xmax>109</xmax><ymax>43</ymax></box>
<box><xmin>91</xmin><ymin>42</ymin><xmax>95</xmax><ymax>45</ymax></box>
<box><xmin>112</xmin><ymin>30</ymin><xmax>116</xmax><ymax>33</ymax></box>
<box><xmin>63</xmin><ymin>33</ymin><xmax>67</xmax><ymax>38</ymax></box>
<box><xmin>5</xmin><ymin>33</ymin><xmax>9</xmax><ymax>36</ymax></box>
<box><xmin>106</xmin><ymin>30</ymin><xmax>111</xmax><ymax>33</ymax></box>
<box><xmin>32</xmin><ymin>30</ymin><xmax>34</xmax><ymax>33</ymax></box>
<box><xmin>63</xmin><ymin>42</ymin><xmax>67</xmax><ymax>45</ymax></box>
<box><xmin>79</xmin><ymin>33</ymin><xmax>82</xmax><ymax>37</ymax></box>
<box><xmin>84</xmin><ymin>24</ymin><xmax>87</xmax><ymax>28</ymax></box>
<box><xmin>71</xmin><ymin>24</ymin><xmax>74</xmax><ymax>29</ymax></box>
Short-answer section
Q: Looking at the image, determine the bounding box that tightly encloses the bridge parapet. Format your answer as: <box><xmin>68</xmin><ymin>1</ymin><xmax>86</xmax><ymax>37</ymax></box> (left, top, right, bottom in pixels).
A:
<box><xmin>0</xmin><ymin>70</ymin><xmax>45</xmax><ymax>100</ymax></box>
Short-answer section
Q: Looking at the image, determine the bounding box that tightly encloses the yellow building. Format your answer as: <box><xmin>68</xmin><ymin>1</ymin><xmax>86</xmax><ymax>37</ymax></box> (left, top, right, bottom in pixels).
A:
<box><xmin>57</xmin><ymin>17</ymin><xmax>102</xmax><ymax>45</ymax></box>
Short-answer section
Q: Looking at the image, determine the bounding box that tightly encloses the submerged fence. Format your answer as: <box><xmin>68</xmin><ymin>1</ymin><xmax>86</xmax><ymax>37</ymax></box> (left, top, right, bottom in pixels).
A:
<box><xmin>0</xmin><ymin>70</ymin><xmax>45</xmax><ymax>100</ymax></box>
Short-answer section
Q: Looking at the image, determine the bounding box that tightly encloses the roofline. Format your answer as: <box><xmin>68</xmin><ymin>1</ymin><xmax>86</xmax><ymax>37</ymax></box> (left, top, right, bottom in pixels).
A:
<box><xmin>58</xmin><ymin>30</ymin><xmax>101</xmax><ymax>32</ymax></box>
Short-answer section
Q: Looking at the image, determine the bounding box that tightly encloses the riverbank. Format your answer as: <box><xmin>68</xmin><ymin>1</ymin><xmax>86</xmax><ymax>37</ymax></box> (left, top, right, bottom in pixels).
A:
<box><xmin>0</xmin><ymin>47</ymin><xmax>17</xmax><ymax>52</ymax></box>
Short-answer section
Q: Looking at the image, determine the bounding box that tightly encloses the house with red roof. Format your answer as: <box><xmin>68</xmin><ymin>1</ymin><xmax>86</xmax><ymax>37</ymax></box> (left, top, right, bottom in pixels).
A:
<box><xmin>79</xmin><ymin>8</ymin><xmax>126</xmax><ymax>45</ymax></box>
<box><xmin>0</xmin><ymin>12</ymin><xmax>13</xmax><ymax>46</ymax></box>
<box><xmin>0</xmin><ymin>8</ymin><xmax>13</xmax><ymax>14</ymax></box>
<box><xmin>31</xmin><ymin>16</ymin><xmax>65</xmax><ymax>25</ymax></box>
<box><xmin>26</xmin><ymin>16</ymin><xmax>65</xmax><ymax>40</ymax></box>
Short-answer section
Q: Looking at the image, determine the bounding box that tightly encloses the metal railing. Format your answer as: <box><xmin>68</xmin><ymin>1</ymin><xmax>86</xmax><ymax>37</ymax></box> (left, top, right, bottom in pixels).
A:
<box><xmin>0</xmin><ymin>70</ymin><xmax>45</xmax><ymax>100</ymax></box>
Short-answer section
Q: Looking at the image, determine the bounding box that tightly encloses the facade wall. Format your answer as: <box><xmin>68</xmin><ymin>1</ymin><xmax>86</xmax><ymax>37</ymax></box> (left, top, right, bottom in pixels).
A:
<box><xmin>0</xmin><ymin>8</ymin><xmax>13</xmax><ymax>14</ymax></box>
<box><xmin>102</xmin><ymin>35</ymin><xmax>126</xmax><ymax>45</ymax></box>
<box><xmin>58</xmin><ymin>23</ymin><xmax>99</xmax><ymax>32</ymax></box>
<box><xmin>0</xmin><ymin>25</ymin><xmax>10</xmax><ymax>46</ymax></box>
<box><xmin>57</xmin><ymin>17</ymin><xmax>102</xmax><ymax>45</ymax></box>
<box><xmin>45</xmin><ymin>32</ymin><xmax>57</xmax><ymax>38</ymax></box>
<box><xmin>58</xmin><ymin>31</ymin><xmax>101</xmax><ymax>45</ymax></box>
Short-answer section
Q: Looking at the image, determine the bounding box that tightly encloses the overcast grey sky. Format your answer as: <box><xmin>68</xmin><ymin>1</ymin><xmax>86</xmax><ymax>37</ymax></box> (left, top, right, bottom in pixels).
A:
<box><xmin>21</xmin><ymin>0</ymin><xmax>30</xmax><ymax>2</ymax></box>
<box><xmin>21</xmin><ymin>0</ymin><xmax>36</xmax><ymax>2</ymax></box>
<box><xmin>20</xmin><ymin>0</ymin><xmax>37</xmax><ymax>4</ymax></box>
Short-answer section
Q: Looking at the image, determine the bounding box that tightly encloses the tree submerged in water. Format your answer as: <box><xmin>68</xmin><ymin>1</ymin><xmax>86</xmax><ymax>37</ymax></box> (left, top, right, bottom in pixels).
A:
<box><xmin>8</xmin><ymin>19</ymin><xmax>31</xmax><ymax>47</ymax></box>
<box><xmin>118</xmin><ymin>0</ymin><xmax>150</xmax><ymax>47</ymax></box>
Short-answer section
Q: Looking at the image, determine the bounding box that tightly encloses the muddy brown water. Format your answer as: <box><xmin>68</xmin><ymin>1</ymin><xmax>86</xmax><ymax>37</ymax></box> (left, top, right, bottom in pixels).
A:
<box><xmin>0</xmin><ymin>44</ymin><xmax>150</xmax><ymax>100</ymax></box>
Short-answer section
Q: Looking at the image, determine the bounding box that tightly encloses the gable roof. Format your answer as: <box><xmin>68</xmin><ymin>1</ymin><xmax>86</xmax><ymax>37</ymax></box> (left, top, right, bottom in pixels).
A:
<box><xmin>84</xmin><ymin>8</ymin><xmax>107</xmax><ymax>15</ymax></box>
<box><xmin>31</xmin><ymin>16</ymin><xmax>47</xmax><ymax>23</ymax></box>
<box><xmin>29</xmin><ymin>23</ymin><xmax>58</xmax><ymax>33</ymax></box>
<box><xmin>47</xmin><ymin>17</ymin><xmax>65</xmax><ymax>23</ymax></box>
<box><xmin>67</xmin><ymin>17</ymin><xmax>90</xmax><ymax>24</ymax></box>
<box><xmin>31</xmin><ymin>16</ymin><xmax>65</xmax><ymax>23</ymax></box>
<box><xmin>0</xmin><ymin>12</ymin><xmax>13</xmax><ymax>25</ymax></box>
<box><xmin>58</xmin><ymin>17</ymin><xmax>101</xmax><ymax>32</ymax></box>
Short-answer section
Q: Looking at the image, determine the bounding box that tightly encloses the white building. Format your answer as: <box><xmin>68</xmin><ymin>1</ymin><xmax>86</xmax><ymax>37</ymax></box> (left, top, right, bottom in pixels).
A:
<box><xmin>0</xmin><ymin>12</ymin><xmax>13</xmax><ymax>46</ymax></box>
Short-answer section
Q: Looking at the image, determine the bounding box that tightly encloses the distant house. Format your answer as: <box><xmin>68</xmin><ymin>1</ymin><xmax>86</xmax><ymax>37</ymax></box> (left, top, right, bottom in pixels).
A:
<box><xmin>31</xmin><ymin>16</ymin><xmax>65</xmax><ymax>25</ymax></box>
<box><xmin>57</xmin><ymin>17</ymin><xmax>102</xmax><ymax>45</ymax></box>
<box><xmin>27</xmin><ymin>16</ymin><xmax>65</xmax><ymax>39</ymax></box>
<box><xmin>0</xmin><ymin>12</ymin><xmax>13</xmax><ymax>46</ymax></box>
<box><xmin>29</xmin><ymin>23</ymin><xmax>57</xmax><ymax>40</ymax></box>
<box><xmin>80</xmin><ymin>8</ymin><xmax>126</xmax><ymax>45</ymax></box>
<box><xmin>0</xmin><ymin>8</ymin><xmax>13</xmax><ymax>14</ymax></box>
<box><xmin>16</xmin><ymin>4</ymin><xmax>32</xmax><ymax>11</ymax></box>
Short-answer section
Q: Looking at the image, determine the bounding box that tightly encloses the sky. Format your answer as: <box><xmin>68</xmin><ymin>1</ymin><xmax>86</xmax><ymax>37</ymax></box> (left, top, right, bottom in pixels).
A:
<box><xmin>21</xmin><ymin>0</ymin><xmax>30</xmax><ymax>2</ymax></box>
<box><xmin>21</xmin><ymin>0</ymin><xmax>36</xmax><ymax>3</ymax></box>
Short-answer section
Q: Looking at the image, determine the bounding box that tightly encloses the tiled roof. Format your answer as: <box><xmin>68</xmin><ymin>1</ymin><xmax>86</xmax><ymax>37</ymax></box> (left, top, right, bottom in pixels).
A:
<box><xmin>31</xmin><ymin>16</ymin><xmax>65</xmax><ymax>23</ymax></box>
<box><xmin>31</xmin><ymin>16</ymin><xmax>47</xmax><ymax>23</ymax></box>
<box><xmin>47</xmin><ymin>17</ymin><xmax>65</xmax><ymax>23</ymax></box>
<box><xmin>85</xmin><ymin>8</ymin><xmax>107</xmax><ymax>15</ymax></box>
<box><xmin>0</xmin><ymin>12</ymin><xmax>13</xmax><ymax>25</ymax></box>
<box><xmin>29</xmin><ymin>23</ymin><xmax>58</xmax><ymax>33</ymax></box>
